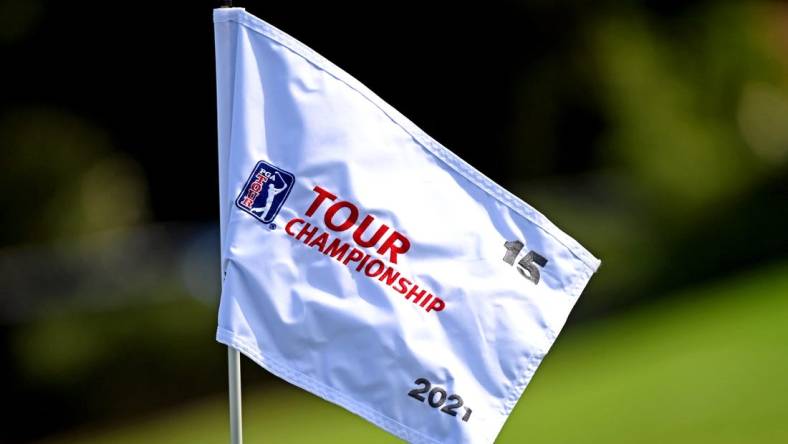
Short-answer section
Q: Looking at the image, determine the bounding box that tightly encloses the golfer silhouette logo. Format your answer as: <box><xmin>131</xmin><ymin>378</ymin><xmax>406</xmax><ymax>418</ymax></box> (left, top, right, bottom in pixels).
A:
<box><xmin>236</xmin><ymin>160</ymin><xmax>296</xmax><ymax>225</ymax></box>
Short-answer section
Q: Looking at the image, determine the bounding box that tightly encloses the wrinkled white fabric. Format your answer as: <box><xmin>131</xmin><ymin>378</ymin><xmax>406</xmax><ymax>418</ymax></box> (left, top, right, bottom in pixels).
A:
<box><xmin>214</xmin><ymin>8</ymin><xmax>600</xmax><ymax>444</ymax></box>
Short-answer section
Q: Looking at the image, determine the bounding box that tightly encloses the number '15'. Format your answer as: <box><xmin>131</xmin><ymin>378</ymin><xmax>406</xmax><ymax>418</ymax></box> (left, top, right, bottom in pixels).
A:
<box><xmin>503</xmin><ymin>240</ymin><xmax>548</xmax><ymax>284</ymax></box>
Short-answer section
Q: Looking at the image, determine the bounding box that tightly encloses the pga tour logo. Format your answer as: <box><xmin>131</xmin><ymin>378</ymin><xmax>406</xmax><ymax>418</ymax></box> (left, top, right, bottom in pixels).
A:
<box><xmin>236</xmin><ymin>160</ymin><xmax>295</xmax><ymax>225</ymax></box>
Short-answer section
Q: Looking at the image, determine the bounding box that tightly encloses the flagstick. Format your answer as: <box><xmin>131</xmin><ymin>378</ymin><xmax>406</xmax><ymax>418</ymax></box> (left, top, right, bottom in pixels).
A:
<box><xmin>228</xmin><ymin>346</ymin><xmax>243</xmax><ymax>444</ymax></box>
<box><xmin>219</xmin><ymin>0</ymin><xmax>241</xmax><ymax>440</ymax></box>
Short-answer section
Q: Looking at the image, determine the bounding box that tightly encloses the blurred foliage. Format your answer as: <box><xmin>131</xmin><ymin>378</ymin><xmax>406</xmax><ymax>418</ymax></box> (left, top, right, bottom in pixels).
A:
<box><xmin>14</xmin><ymin>291</ymin><xmax>209</xmax><ymax>387</ymax></box>
<box><xmin>515</xmin><ymin>1</ymin><xmax>788</xmax><ymax>309</ymax></box>
<box><xmin>0</xmin><ymin>0</ymin><xmax>42</xmax><ymax>43</ymax></box>
<box><xmin>0</xmin><ymin>109</ymin><xmax>149</xmax><ymax>246</ymax></box>
<box><xmin>595</xmin><ymin>3</ymin><xmax>780</xmax><ymax>211</ymax></box>
<box><xmin>8</xmin><ymin>291</ymin><xmax>244</xmax><ymax>440</ymax></box>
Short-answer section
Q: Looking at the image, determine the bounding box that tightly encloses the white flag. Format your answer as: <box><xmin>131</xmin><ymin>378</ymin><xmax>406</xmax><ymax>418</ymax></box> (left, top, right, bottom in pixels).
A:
<box><xmin>214</xmin><ymin>8</ymin><xmax>599</xmax><ymax>444</ymax></box>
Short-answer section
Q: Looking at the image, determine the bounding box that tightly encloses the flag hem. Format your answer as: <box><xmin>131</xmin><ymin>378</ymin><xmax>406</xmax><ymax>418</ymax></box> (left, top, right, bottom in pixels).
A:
<box><xmin>501</xmin><ymin>264</ymin><xmax>595</xmax><ymax>412</ymax></box>
<box><xmin>212</xmin><ymin>7</ymin><xmax>601</xmax><ymax>274</ymax></box>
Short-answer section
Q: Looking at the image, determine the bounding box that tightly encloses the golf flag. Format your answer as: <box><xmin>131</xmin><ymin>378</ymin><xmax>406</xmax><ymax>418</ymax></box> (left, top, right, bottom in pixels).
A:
<box><xmin>214</xmin><ymin>8</ymin><xmax>600</xmax><ymax>444</ymax></box>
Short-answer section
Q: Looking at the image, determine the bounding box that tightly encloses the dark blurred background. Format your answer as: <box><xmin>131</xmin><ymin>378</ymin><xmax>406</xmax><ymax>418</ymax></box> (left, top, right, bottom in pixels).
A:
<box><xmin>1</xmin><ymin>1</ymin><xmax>787</xmax><ymax>443</ymax></box>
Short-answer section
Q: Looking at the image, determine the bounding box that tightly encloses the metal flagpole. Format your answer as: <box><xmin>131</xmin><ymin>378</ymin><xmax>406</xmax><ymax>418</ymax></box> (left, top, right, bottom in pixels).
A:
<box><xmin>228</xmin><ymin>347</ymin><xmax>243</xmax><ymax>444</ymax></box>
<box><xmin>218</xmin><ymin>1</ymin><xmax>241</xmax><ymax>441</ymax></box>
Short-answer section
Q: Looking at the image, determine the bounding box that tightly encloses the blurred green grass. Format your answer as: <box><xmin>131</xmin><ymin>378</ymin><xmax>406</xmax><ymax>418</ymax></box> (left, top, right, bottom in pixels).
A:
<box><xmin>44</xmin><ymin>263</ymin><xmax>788</xmax><ymax>444</ymax></box>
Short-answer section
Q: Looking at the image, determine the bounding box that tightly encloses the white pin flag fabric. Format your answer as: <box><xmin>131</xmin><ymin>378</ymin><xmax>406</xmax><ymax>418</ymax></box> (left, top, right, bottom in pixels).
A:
<box><xmin>214</xmin><ymin>8</ymin><xmax>600</xmax><ymax>444</ymax></box>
